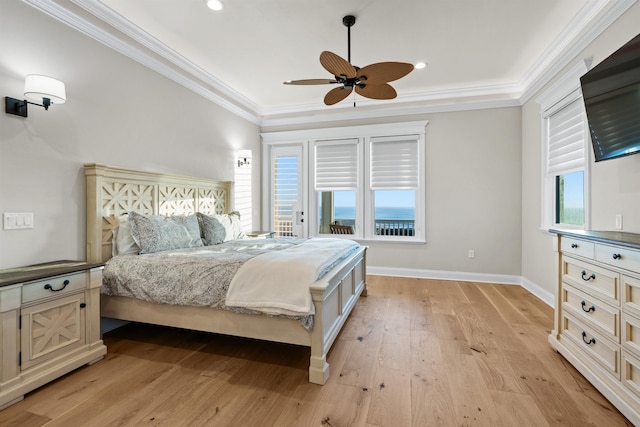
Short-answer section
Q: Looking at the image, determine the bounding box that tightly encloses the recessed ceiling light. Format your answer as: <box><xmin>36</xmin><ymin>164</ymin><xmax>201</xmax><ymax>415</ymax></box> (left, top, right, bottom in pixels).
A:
<box><xmin>415</xmin><ymin>62</ymin><xmax>427</xmax><ymax>70</ymax></box>
<box><xmin>205</xmin><ymin>0</ymin><xmax>223</xmax><ymax>11</ymax></box>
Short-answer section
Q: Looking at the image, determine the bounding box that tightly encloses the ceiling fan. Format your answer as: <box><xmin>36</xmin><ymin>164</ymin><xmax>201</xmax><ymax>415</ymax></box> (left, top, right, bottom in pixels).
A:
<box><xmin>284</xmin><ymin>15</ymin><xmax>414</xmax><ymax>106</ymax></box>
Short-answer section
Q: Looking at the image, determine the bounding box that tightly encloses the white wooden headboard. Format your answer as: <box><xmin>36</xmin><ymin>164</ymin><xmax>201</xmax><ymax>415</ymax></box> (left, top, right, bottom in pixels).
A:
<box><xmin>84</xmin><ymin>163</ymin><xmax>232</xmax><ymax>263</ymax></box>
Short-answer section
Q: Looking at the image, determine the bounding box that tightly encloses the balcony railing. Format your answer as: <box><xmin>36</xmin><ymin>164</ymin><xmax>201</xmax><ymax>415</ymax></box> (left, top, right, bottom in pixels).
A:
<box><xmin>274</xmin><ymin>218</ymin><xmax>416</xmax><ymax>237</ymax></box>
<box><xmin>375</xmin><ymin>219</ymin><xmax>414</xmax><ymax>236</ymax></box>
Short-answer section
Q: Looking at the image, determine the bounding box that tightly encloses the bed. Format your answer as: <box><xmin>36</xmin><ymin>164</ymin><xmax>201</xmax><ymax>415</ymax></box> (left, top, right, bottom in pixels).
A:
<box><xmin>84</xmin><ymin>163</ymin><xmax>367</xmax><ymax>384</ymax></box>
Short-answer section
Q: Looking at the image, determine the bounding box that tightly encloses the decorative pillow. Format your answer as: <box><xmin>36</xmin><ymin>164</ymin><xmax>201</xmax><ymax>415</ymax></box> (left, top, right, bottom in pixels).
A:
<box><xmin>112</xmin><ymin>213</ymin><xmax>140</xmax><ymax>256</ymax></box>
<box><xmin>197</xmin><ymin>211</ymin><xmax>246</xmax><ymax>245</ymax></box>
<box><xmin>128</xmin><ymin>211</ymin><xmax>204</xmax><ymax>254</ymax></box>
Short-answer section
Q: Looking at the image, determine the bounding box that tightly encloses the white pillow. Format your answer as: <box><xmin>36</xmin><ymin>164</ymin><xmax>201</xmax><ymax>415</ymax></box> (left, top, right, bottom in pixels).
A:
<box><xmin>112</xmin><ymin>214</ymin><xmax>140</xmax><ymax>256</ymax></box>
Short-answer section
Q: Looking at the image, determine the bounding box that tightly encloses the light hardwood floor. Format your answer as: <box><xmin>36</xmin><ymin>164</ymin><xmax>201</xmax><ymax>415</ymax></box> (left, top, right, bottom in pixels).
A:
<box><xmin>0</xmin><ymin>276</ymin><xmax>633</xmax><ymax>426</ymax></box>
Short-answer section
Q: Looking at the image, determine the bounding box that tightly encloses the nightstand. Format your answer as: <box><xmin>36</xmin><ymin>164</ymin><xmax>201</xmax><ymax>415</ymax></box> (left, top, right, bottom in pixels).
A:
<box><xmin>0</xmin><ymin>260</ymin><xmax>107</xmax><ymax>409</ymax></box>
<box><xmin>246</xmin><ymin>231</ymin><xmax>276</xmax><ymax>239</ymax></box>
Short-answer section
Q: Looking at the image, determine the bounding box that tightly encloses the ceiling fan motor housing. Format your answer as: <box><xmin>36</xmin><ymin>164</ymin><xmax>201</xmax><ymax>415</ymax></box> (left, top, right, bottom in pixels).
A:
<box><xmin>343</xmin><ymin>15</ymin><xmax>356</xmax><ymax>27</ymax></box>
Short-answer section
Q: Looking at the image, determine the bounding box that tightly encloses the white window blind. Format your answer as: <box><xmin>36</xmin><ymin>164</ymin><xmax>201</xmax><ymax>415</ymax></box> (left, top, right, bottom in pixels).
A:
<box><xmin>314</xmin><ymin>140</ymin><xmax>358</xmax><ymax>191</ymax></box>
<box><xmin>370</xmin><ymin>136</ymin><xmax>419</xmax><ymax>189</ymax></box>
<box><xmin>547</xmin><ymin>97</ymin><xmax>586</xmax><ymax>176</ymax></box>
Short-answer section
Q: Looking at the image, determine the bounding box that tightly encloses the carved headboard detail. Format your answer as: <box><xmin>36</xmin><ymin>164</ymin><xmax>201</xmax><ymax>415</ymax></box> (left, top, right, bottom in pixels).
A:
<box><xmin>84</xmin><ymin>163</ymin><xmax>231</xmax><ymax>263</ymax></box>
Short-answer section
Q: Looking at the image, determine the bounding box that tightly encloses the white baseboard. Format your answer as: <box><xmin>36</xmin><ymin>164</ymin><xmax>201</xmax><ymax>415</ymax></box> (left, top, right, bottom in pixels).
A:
<box><xmin>367</xmin><ymin>266</ymin><xmax>555</xmax><ymax>308</ymax></box>
<box><xmin>520</xmin><ymin>276</ymin><xmax>555</xmax><ymax>307</ymax></box>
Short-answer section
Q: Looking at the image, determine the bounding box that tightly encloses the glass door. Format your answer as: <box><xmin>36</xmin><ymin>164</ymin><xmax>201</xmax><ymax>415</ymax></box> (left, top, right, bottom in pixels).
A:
<box><xmin>268</xmin><ymin>145</ymin><xmax>306</xmax><ymax>238</ymax></box>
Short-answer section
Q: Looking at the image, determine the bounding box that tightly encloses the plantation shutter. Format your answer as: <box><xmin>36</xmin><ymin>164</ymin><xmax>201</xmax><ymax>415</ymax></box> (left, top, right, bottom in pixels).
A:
<box><xmin>370</xmin><ymin>136</ymin><xmax>419</xmax><ymax>189</ymax></box>
<box><xmin>314</xmin><ymin>139</ymin><xmax>358</xmax><ymax>191</ymax></box>
<box><xmin>272</xmin><ymin>149</ymin><xmax>300</xmax><ymax>237</ymax></box>
<box><xmin>233</xmin><ymin>156</ymin><xmax>252</xmax><ymax>231</ymax></box>
<box><xmin>546</xmin><ymin>96</ymin><xmax>586</xmax><ymax>176</ymax></box>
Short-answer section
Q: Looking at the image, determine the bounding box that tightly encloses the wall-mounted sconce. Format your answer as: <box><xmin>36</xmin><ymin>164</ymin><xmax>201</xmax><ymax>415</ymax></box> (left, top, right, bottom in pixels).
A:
<box><xmin>237</xmin><ymin>157</ymin><xmax>250</xmax><ymax>168</ymax></box>
<box><xmin>5</xmin><ymin>75</ymin><xmax>66</xmax><ymax>117</ymax></box>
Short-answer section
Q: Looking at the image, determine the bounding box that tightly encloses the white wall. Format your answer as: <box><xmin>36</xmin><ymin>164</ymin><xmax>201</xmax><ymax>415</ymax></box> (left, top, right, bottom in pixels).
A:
<box><xmin>264</xmin><ymin>107</ymin><xmax>523</xmax><ymax>279</ymax></box>
<box><xmin>0</xmin><ymin>2</ymin><xmax>260</xmax><ymax>269</ymax></box>
<box><xmin>521</xmin><ymin>2</ymin><xmax>640</xmax><ymax>298</ymax></box>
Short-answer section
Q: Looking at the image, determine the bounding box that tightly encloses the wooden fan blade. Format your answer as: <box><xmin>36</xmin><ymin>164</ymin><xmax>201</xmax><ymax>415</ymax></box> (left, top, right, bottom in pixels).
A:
<box><xmin>320</xmin><ymin>51</ymin><xmax>357</xmax><ymax>78</ymax></box>
<box><xmin>324</xmin><ymin>86</ymin><xmax>353</xmax><ymax>105</ymax></box>
<box><xmin>355</xmin><ymin>83</ymin><xmax>397</xmax><ymax>100</ymax></box>
<box><xmin>284</xmin><ymin>79</ymin><xmax>338</xmax><ymax>85</ymax></box>
<box><xmin>356</xmin><ymin>62</ymin><xmax>414</xmax><ymax>84</ymax></box>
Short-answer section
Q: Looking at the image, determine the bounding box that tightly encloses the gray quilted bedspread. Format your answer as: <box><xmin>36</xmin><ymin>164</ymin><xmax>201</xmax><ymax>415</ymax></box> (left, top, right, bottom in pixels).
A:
<box><xmin>101</xmin><ymin>238</ymin><xmax>314</xmax><ymax>329</ymax></box>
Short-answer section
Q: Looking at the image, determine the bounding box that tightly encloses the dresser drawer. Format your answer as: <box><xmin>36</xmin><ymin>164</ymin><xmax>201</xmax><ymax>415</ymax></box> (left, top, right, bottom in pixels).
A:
<box><xmin>562</xmin><ymin>284</ymin><xmax>619</xmax><ymax>341</ymax></box>
<box><xmin>561</xmin><ymin>313</ymin><xmax>620</xmax><ymax>379</ymax></box>
<box><xmin>623</xmin><ymin>275</ymin><xmax>640</xmax><ymax>319</ymax></box>
<box><xmin>562</xmin><ymin>256</ymin><xmax>620</xmax><ymax>304</ymax></box>
<box><xmin>622</xmin><ymin>350</ymin><xmax>640</xmax><ymax>401</ymax></box>
<box><xmin>22</xmin><ymin>271</ymin><xmax>86</xmax><ymax>304</ymax></box>
<box><xmin>561</xmin><ymin>236</ymin><xmax>595</xmax><ymax>259</ymax></box>
<box><xmin>596</xmin><ymin>243</ymin><xmax>640</xmax><ymax>273</ymax></box>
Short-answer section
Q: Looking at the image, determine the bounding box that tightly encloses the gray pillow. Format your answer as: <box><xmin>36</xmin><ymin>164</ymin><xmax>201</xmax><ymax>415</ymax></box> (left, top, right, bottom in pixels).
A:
<box><xmin>128</xmin><ymin>211</ymin><xmax>204</xmax><ymax>254</ymax></box>
<box><xmin>197</xmin><ymin>211</ymin><xmax>245</xmax><ymax>245</ymax></box>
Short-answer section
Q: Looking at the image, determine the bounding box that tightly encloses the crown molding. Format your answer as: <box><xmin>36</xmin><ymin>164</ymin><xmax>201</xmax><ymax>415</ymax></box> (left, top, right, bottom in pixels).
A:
<box><xmin>520</xmin><ymin>0</ymin><xmax>637</xmax><ymax>104</ymax></box>
<box><xmin>21</xmin><ymin>0</ymin><xmax>638</xmax><ymax>128</ymax></box>
<box><xmin>22</xmin><ymin>0</ymin><xmax>261</xmax><ymax>125</ymax></box>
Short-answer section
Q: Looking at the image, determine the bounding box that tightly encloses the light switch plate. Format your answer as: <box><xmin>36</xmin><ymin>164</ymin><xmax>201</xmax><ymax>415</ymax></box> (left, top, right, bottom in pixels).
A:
<box><xmin>3</xmin><ymin>213</ymin><xmax>34</xmax><ymax>230</ymax></box>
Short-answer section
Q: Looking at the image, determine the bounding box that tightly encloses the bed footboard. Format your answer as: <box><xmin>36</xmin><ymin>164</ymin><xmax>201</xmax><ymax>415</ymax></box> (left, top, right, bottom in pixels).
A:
<box><xmin>308</xmin><ymin>246</ymin><xmax>367</xmax><ymax>384</ymax></box>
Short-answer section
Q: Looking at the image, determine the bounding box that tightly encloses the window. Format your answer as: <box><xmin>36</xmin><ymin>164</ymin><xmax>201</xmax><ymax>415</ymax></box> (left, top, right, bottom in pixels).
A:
<box><xmin>537</xmin><ymin>60</ymin><xmax>590</xmax><ymax>230</ymax></box>
<box><xmin>262</xmin><ymin>121</ymin><xmax>427</xmax><ymax>242</ymax></box>
<box><xmin>546</xmin><ymin>96</ymin><xmax>587</xmax><ymax>227</ymax></box>
<box><xmin>314</xmin><ymin>140</ymin><xmax>359</xmax><ymax>235</ymax></box>
<box><xmin>369</xmin><ymin>136</ymin><xmax>419</xmax><ymax>237</ymax></box>
<box><xmin>556</xmin><ymin>171</ymin><xmax>584</xmax><ymax>226</ymax></box>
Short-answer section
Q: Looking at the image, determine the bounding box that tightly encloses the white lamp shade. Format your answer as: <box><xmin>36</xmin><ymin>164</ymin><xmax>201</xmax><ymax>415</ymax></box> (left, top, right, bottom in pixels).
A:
<box><xmin>24</xmin><ymin>75</ymin><xmax>66</xmax><ymax>104</ymax></box>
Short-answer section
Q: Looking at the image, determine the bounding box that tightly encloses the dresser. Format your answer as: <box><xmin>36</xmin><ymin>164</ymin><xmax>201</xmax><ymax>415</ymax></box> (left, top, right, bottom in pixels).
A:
<box><xmin>549</xmin><ymin>230</ymin><xmax>640</xmax><ymax>425</ymax></box>
<box><xmin>0</xmin><ymin>261</ymin><xmax>107</xmax><ymax>409</ymax></box>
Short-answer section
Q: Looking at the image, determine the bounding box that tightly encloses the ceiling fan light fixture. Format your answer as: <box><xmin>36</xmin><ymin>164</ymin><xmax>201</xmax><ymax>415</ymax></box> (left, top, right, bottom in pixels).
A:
<box><xmin>205</xmin><ymin>0</ymin><xmax>223</xmax><ymax>11</ymax></box>
<box><xmin>415</xmin><ymin>62</ymin><xmax>427</xmax><ymax>70</ymax></box>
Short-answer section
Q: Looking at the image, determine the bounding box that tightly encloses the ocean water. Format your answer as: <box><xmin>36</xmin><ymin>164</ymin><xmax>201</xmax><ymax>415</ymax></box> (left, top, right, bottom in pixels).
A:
<box><xmin>334</xmin><ymin>206</ymin><xmax>414</xmax><ymax>220</ymax></box>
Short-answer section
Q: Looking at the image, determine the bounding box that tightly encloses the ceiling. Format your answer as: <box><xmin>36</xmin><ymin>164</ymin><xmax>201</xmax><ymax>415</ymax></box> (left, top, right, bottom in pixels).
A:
<box><xmin>31</xmin><ymin>0</ymin><xmax>623</xmax><ymax>124</ymax></box>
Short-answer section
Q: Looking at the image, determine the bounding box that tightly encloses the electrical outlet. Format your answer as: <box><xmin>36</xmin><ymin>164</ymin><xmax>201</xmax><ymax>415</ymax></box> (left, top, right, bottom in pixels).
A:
<box><xmin>615</xmin><ymin>214</ymin><xmax>623</xmax><ymax>230</ymax></box>
<box><xmin>468</xmin><ymin>249</ymin><xmax>475</xmax><ymax>259</ymax></box>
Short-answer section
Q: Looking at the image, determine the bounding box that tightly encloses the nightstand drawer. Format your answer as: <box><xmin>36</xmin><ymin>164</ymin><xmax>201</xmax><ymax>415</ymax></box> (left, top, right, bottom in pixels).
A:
<box><xmin>562</xmin><ymin>256</ymin><xmax>619</xmax><ymax>304</ymax></box>
<box><xmin>561</xmin><ymin>237</ymin><xmax>595</xmax><ymax>259</ymax></box>
<box><xmin>22</xmin><ymin>271</ymin><xmax>86</xmax><ymax>304</ymax></box>
<box><xmin>597</xmin><ymin>243</ymin><xmax>640</xmax><ymax>273</ymax></box>
<box><xmin>561</xmin><ymin>313</ymin><xmax>620</xmax><ymax>379</ymax></box>
<box><xmin>562</xmin><ymin>284</ymin><xmax>619</xmax><ymax>341</ymax></box>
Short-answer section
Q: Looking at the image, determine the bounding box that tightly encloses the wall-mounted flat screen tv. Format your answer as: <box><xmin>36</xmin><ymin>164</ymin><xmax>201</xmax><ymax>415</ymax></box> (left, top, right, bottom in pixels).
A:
<box><xmin>580</xmin><ymin>32</ymin><xmax>640</xmax><ymax>162</ymax></box>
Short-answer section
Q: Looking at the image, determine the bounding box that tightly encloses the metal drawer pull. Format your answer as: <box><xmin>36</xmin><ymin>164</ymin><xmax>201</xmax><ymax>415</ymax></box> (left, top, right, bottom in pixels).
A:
<box><xmin>44</xmin><ymin>279</ymin><xmax>70</xmax><ymax>292</ymax></box>
<box><xmin>612</xmin><ymin>253</ymin><xmax>622</xmax><ymax>260</ymax></box>
<box><xmin>581</xmin><ymin>331</ymin><xmax>596</xmax><ymax>345</ymax></box>
<box><xmin>581</xmin><ymin>301</ymin><xmax>595</xmax><ymax>313</ymax></box>
<box><xmin>581</xmin><ymin>270</ymin><xmax>596</xmax><ymax>281</ymax></box>
<box><xmin>571</xmin><ymin>243</ymin><xmax>578</xmax><ymax>248</ymax></box>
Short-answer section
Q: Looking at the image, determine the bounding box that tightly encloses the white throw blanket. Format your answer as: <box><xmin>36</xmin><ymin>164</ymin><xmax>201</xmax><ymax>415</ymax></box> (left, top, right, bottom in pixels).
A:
<box><xmin>225</xmin><ymin>238</ymin><xmax>359</xmax><ymax>316</ymax></box>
